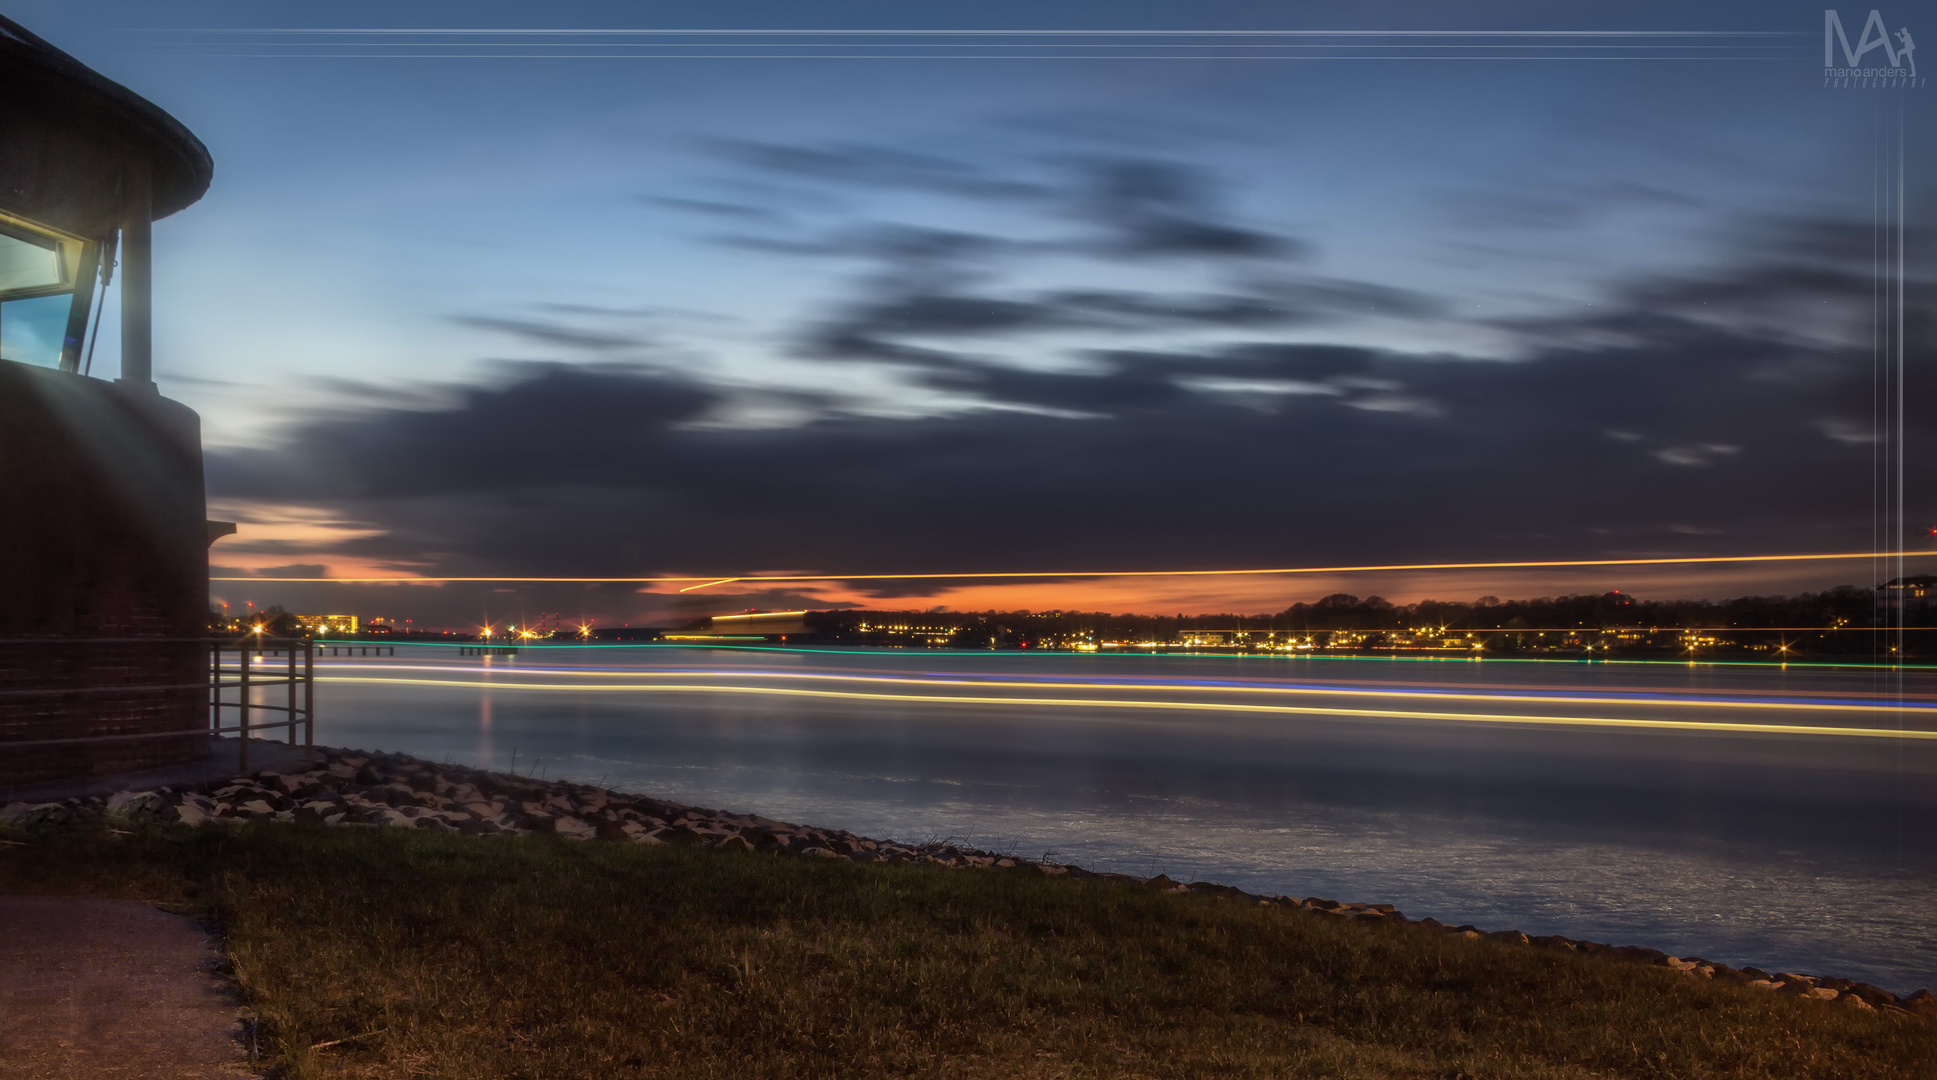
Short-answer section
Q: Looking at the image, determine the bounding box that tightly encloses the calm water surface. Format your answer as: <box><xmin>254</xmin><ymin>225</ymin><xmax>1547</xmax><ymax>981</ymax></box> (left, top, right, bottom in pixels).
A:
<box><xmin>301</xmin><ymin>644</ymin><xmax>1937</xmax><ymax>991</ymax></box>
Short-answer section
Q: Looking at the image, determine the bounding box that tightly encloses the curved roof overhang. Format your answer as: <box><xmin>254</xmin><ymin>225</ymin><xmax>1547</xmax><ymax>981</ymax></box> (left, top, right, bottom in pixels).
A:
<box><xmin>0</xmin><ymin>15</ymin><xmax>213</xmax><ymax>223</ymax></box>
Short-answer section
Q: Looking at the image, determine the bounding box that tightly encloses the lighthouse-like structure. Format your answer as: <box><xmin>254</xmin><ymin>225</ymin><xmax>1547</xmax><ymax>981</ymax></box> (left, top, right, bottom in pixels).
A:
<box><xmin>0</xmin><ymin>16</ymin><xmax>221</xmax><ymax>786</ymax></box>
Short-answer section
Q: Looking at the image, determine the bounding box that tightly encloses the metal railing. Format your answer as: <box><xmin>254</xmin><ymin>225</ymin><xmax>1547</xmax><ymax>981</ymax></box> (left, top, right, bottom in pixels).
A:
<box><xmin>0</xmin><ymin>637</ymin><xmax>315</xmax><ymax>773</ymax></box>
<box><xmin>209</xmin><ymin>636</ymin><xmax>313</xmax><ymax>772</ymax></box>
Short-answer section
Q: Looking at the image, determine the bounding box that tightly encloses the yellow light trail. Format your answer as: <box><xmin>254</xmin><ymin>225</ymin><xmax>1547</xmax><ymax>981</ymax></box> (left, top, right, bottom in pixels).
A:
<box><xmin>317</xmin><ymin>664</ymin><xmax>1936</xmax><ymax>715</ymax></box>
<box><xmin>212</xmin><ymin>548</ymin><xmax>1937</xmax><ymax>583</ymax></box>
<box><xmin>316</xmin><ymin>674</ymin><xmax>1937</xmax><ymax>741</ymax></box>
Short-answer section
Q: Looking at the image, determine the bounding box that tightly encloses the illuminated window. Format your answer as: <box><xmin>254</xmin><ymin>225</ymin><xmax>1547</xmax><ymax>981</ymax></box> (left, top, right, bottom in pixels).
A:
<box><xmin>0</xmin><ymin>211</ymin><xmax>91</xmax><ymax>370</ymax></box>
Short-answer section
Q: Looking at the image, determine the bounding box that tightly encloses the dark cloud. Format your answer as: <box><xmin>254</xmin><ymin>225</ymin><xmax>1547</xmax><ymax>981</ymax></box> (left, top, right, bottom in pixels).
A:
<box><xmin>662</xmin><ymin>144</ymin><xmax>1409</xmax><ymax>392</ymax></box>
<box><xmin>208</xmin><ymin>206</ymin><xmax>1933</xmax><ymax>626</ymax></box>
<box><xmin>707</xmin><ymin>138</ymin><xmax>1046</xmax><ymax>202</ymax></box>
<box><xmin>1598</xmin><ymin>180</ymin><xmax>1705</xmax><ymax>211</ymax></box>
<box><xmin>1438</xmin><ymin>180</ymin><xmax>1707</xmax><ymax>232</ymax></box>
<box><xmin>807</xmin><ymin>287</ymin><xmax>1326</xmax><ymax>350</ymax></box>
<box><xmin>1044</xmin><ymin>289</ymin><xmax>1322</xmax><ymax>328</ymax></box>
<box><xmin>451</xmin><ymin>316</ymin><xmax>645</xmax><ymax>353</ymax></box>
<box><xmin>791</xmin><ymin>276</ymin><xmax>1441</xmax><ymax>378</ymax></box>
<box><xmin>533</xmin><ymin>302</ymin><xmax>735</xmax><ymax>325</ymax></box>
<box><xmin>711</xmin><ymin>234</ymin><xmax>850</xmax><ymax>258</ymax></box>
<box><xmin>1750</xmin><ymin>215</ymin><xmax>1935</xmax><ymax>269</ymax></box>
<box><xmin>681</xmin><ymin>143</ymin><xmax>1302</xmax><ymax>268</ymax></box>
<box><xmin>1254</xmin><ymin>278</ymin><xmax>1446</xmax><ymax>322</ymax></box>
<box><xmin>215</xmin><ymin>363</ymin><xmax>721</xmax><ymax>503</ymax></box>
<box><xmin>802</xmin><ymin>327</ymin><xmax>981</xmax><ymax>370</ymax></box>
<box><xmin>835</xmin><ymin>294</ymin><xmax>1061</xmax><ymax>338</ymax></box>
<box><xmin>646</xmin><ymin>196</ymin><xmax>783</xmax><ymax>221</ymax></box>
<box><xmin>1072</xmin><ymin>158</ymin><xmax>1299</xmax><ymax>260</ymax></box>
<box><xmin>717</xmin><ymin>223</ymin><xmax>1012</xmax><ymax>264</ymax></box>
<box><xmin>915</xmin><ymin>360</ymin><xmax>1191</xmax><ymax>415</ymax></box>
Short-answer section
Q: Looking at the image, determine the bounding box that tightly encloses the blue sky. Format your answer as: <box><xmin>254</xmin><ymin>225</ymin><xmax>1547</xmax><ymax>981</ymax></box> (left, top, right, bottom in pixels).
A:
<box><xmin>8</xmin><ymin>1</ymin><xmax>1930</xmax><ymax>624</ymax></box>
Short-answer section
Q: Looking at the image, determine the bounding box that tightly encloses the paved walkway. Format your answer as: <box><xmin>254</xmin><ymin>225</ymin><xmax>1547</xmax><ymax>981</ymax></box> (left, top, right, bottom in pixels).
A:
<box><xmin>0</xmin><ymin>897</ymin><xmax>254</xmax><ymax>1079</ymax></box>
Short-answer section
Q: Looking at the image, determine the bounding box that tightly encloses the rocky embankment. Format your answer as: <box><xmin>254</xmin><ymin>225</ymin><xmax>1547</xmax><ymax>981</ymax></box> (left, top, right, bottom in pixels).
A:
<box><xmin>7</xmin><ymin>746</ymin><xmax>1936</xmax><ymax>1019</ymax></box>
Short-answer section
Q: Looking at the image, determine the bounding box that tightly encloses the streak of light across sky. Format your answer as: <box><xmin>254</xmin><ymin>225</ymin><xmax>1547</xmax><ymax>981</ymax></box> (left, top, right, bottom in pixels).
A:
<box><xmin>210</xmin><ymin>548</ymin><xmax>1937</xmax><ymax>583</ymax></box>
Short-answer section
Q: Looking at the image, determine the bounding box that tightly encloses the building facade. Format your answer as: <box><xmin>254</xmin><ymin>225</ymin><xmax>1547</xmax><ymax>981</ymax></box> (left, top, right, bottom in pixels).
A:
<box><xmin>0</xmin><ymin>16</ymin><xmax>219</xmax><ymax>786</ymax></box>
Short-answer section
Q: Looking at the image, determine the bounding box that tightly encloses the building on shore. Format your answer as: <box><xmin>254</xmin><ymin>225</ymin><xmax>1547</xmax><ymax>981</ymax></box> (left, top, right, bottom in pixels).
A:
<box><xmin>292</xmin><ymin>615</ymin><xmax>360</xmax><ymax>637</ymax></box>
<box><xmin>0</xmin><ymin>16</ymin><xmax>222</xmax><ymax>786</ymax></box>
<box><xmin>1881</xmin><ymin>576</ymin><xmax>1934</xmax><ymax>618</ymax></box>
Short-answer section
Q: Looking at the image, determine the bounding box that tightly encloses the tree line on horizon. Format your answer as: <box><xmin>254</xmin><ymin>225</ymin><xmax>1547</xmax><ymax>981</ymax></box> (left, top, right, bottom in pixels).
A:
<box><xmin>803</xmin><ymin>583</ymin><xmax>1929</xmax><ymax>641</ymax></box>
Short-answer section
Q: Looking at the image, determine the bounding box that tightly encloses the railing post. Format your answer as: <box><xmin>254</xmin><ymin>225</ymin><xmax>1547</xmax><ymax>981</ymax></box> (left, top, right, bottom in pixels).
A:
<box><xmin>303</xmin><ymin>638</ymin><xmax>314</xmax><ymax>760</ymax></box>
<box><xmin>209</xmin><ymin>640</ymin><xmax>219</xmax><ymax>735</ymax></box>
<box><xmin>285</xmin><ymin>639</ymin><xmax>298</xmax><ymax>745</ymax></box>
<box><xmin>238</xmin><ymin>641</ymin><xmax>251</xmax><ymax>773</ymax></box>
<box><xmin>118</xmin><ymin>161</ymin><xmax>154</xmax><ymax>389</ymax></box>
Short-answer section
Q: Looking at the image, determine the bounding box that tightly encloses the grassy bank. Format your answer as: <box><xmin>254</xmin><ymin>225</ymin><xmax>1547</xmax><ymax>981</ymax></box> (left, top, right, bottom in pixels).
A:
<box><xmin>3</xmin><ymin>824</ymin><xmax>1932</xmax><ymax>1080</ymax></box>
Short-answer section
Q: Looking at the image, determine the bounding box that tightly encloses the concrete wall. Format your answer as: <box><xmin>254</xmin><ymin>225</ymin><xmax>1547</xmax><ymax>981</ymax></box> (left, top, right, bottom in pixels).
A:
<box><xmin>0</xmin><ymin>361</ymin><xmax>209</xmax><ymax>787</ymax></box>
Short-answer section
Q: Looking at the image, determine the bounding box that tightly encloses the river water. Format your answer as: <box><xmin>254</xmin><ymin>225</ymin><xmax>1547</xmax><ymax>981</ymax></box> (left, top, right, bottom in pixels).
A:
<box><xmin>297</xmin><ymin>643</ymin><xmax>1937</xmax><ymax>992</ymax></box>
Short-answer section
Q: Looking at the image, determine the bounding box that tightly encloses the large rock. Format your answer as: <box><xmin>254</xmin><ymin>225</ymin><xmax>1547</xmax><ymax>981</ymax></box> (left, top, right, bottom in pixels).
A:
<box><xmin>104</xmin><ymin>791</ymin><xmax>164</xmax><ymax>822</ymax></box>
<box><xmin>552</xmin><ymin>818</ymin><xmax>596</xmax><ymax>841</ymax></box>
<box><xmin>1847</xmin><ymin>982</ymin><xmax>1900</xmax><ymax>1007</ymax></box>
<box><xmin>742</xmin><ymin>828</ymin><xmax>786</xmax><ymax>851</ymax></box>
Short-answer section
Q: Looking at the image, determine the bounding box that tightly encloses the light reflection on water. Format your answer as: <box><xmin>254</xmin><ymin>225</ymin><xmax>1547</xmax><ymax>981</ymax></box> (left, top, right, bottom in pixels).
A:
<box><xmin>310</xmin><ymin>644</ymin><xmax>1937</xmax><ymax>991</ymax></box>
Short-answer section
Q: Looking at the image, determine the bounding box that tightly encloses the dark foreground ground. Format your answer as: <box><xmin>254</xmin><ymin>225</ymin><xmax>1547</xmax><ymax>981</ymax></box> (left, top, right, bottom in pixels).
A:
<box><xmin>3</xmin><ymin>812</ymin><xmax>1935</xmax><ymax>1080</ymax></box>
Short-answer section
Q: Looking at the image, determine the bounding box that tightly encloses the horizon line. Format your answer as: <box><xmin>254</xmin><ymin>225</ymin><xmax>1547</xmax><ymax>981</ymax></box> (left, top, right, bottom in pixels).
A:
<box><xmin>211</xmin><ymin>549</ymin><xmax>1937</xmax><ymax>586</ymax></box>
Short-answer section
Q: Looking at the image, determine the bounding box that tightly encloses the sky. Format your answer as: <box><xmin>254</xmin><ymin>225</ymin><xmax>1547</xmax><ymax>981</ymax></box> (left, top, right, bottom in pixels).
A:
<box><xmin>9</xmin><ymin>0</ymin><xmax>1933</xmax><ymax>628</ymax></box>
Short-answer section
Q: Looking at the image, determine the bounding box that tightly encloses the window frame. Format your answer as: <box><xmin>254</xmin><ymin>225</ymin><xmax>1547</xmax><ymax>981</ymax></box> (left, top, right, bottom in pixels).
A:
<box><xmin>0</xmin><ymin>209</ymin><xmax>102</xmax><ymax>374</ymax></box>
<box><xmin>0</xmin><ymin>211</ymin><xmax>86</xmax><ymax>302</ymax></box>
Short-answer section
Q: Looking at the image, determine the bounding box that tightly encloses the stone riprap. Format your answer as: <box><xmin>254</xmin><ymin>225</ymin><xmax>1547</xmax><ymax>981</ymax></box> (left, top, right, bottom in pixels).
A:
<box><xmin>6</xmin><ymin>745</ymin><xmax>1935</xmax><ymax>1020</ymax></box>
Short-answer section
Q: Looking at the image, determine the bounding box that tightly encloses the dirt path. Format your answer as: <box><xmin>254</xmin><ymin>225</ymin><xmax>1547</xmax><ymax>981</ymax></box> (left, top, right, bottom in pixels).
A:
<box><xmin>0</xmin><ymin>896</ymin><xmax>253</xmax><ymax>1079</ymax></box>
